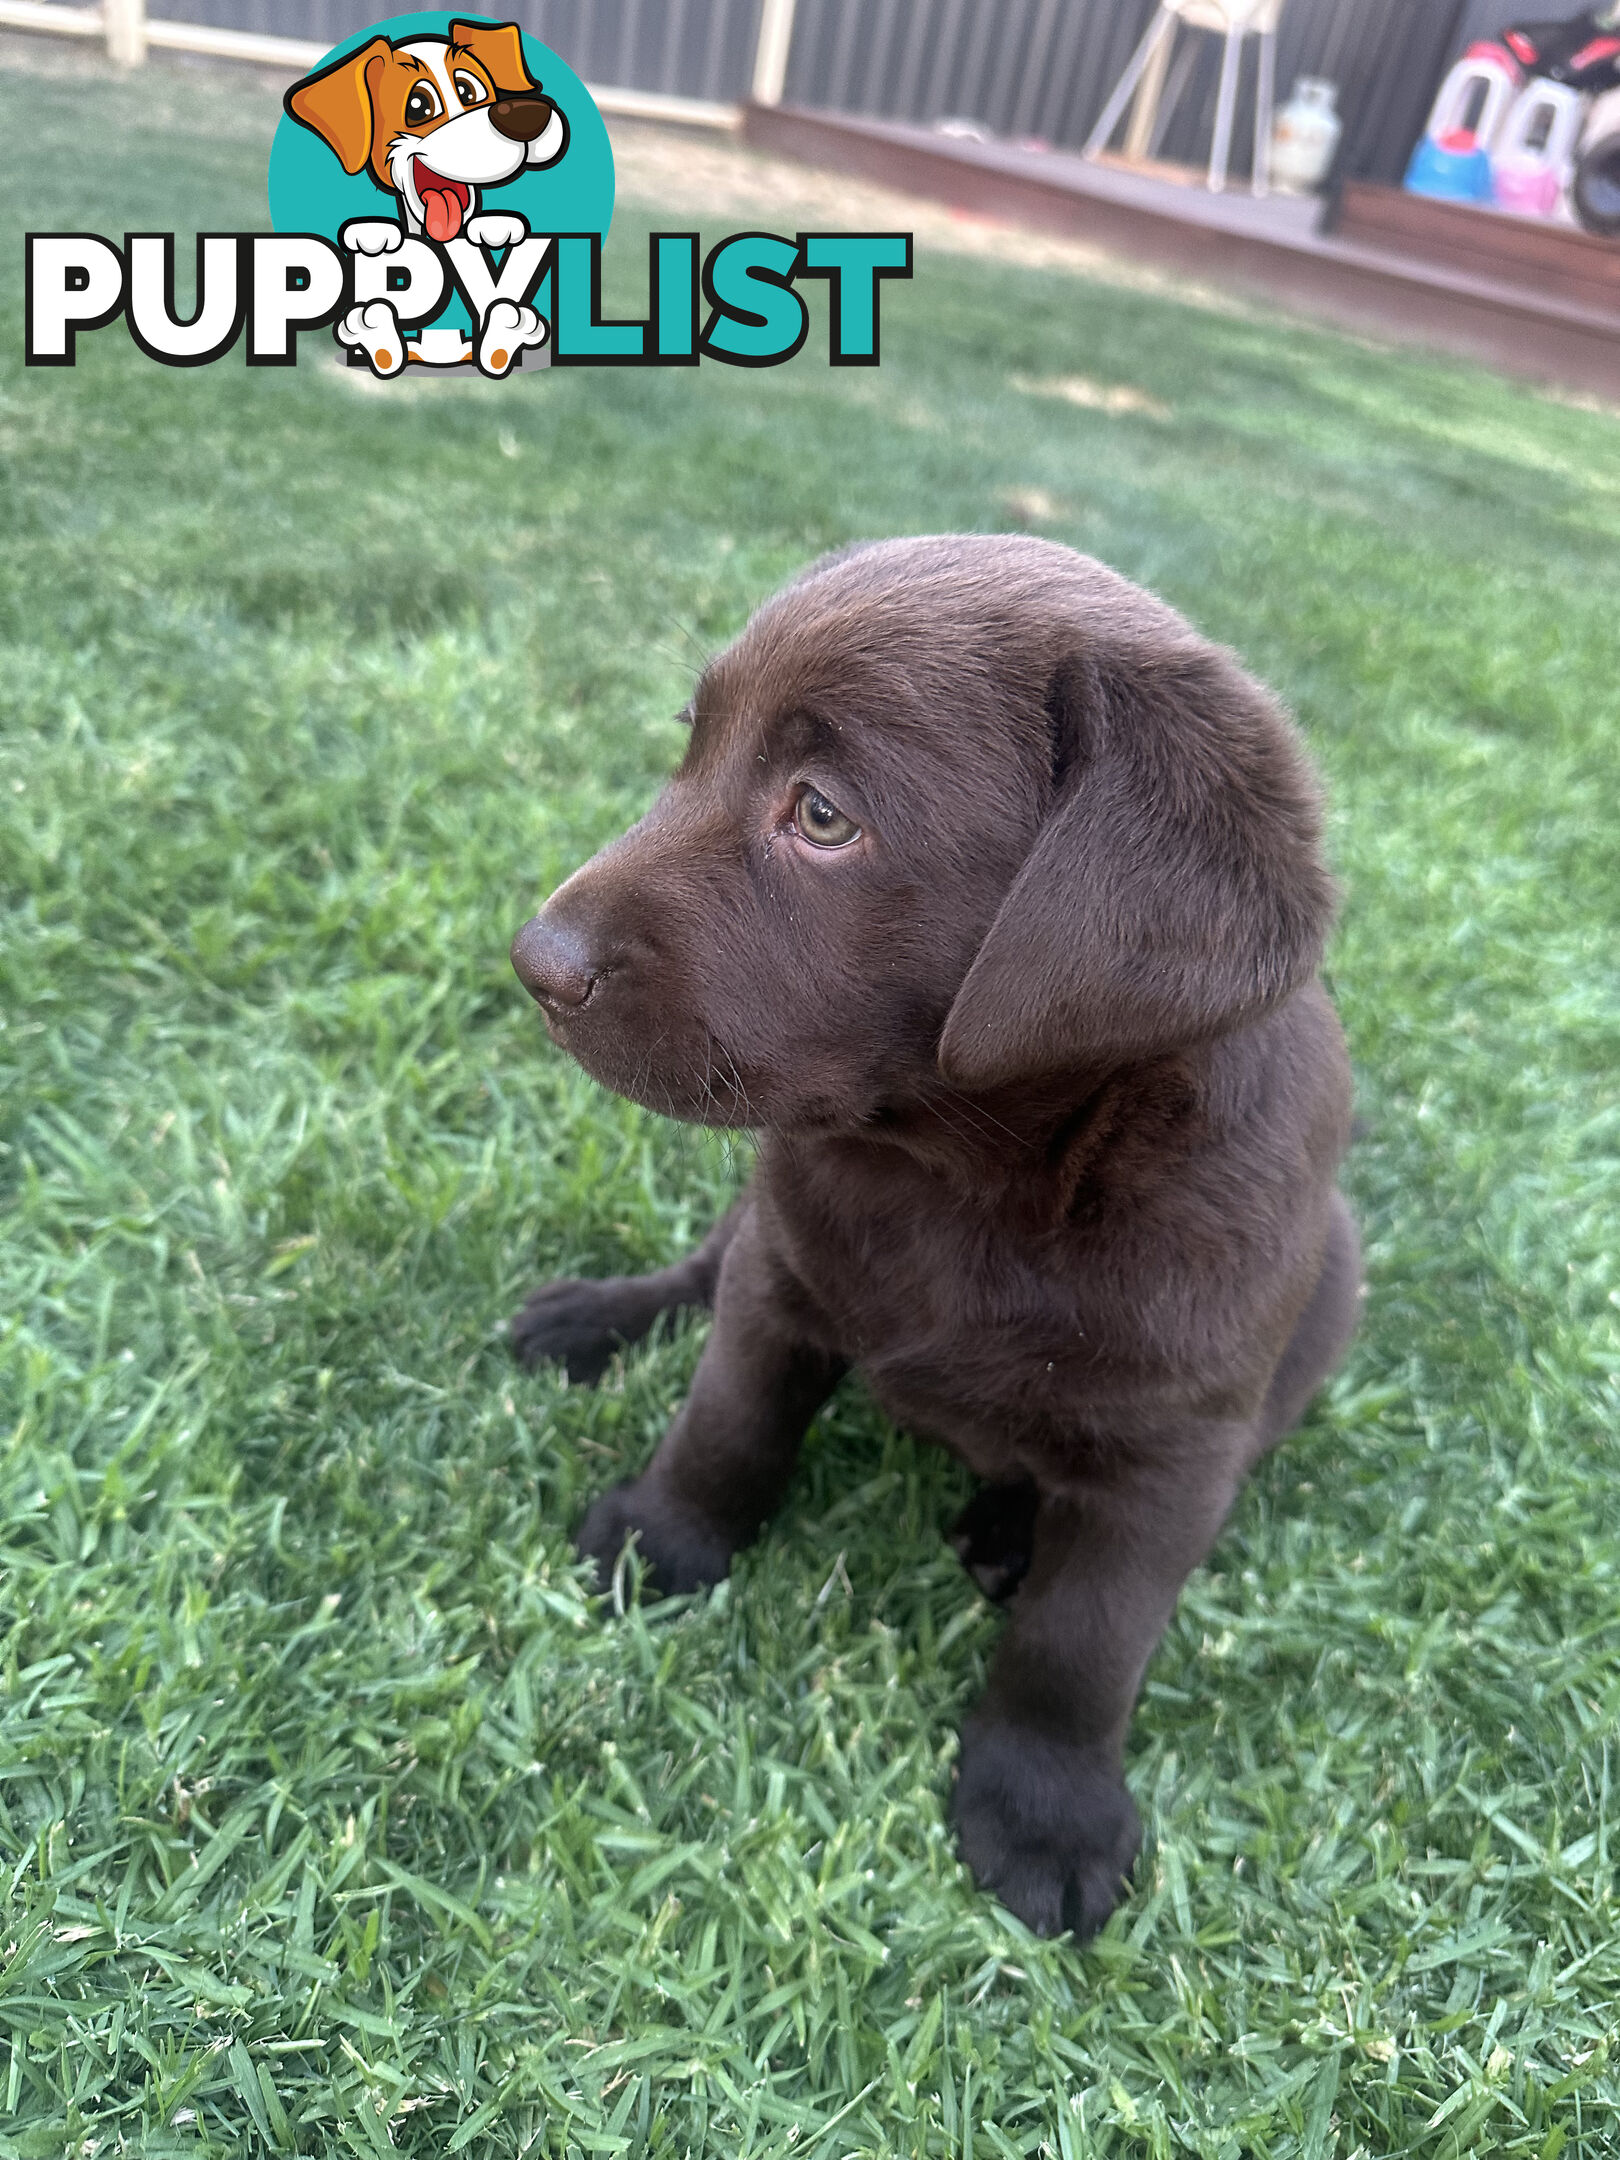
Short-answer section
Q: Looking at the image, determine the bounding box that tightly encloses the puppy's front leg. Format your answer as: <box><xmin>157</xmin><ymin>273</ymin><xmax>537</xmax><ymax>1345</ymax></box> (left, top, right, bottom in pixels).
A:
<box><xmin>575</xmin><ymin>1211</ymin><xmax>844</xmax><ymax>1595</ymax></box>
<box><xmin>334</xmin><ymin>299</ymin><xmax>406</xmax><ymax>378</ymax></box>
<box><xmin>953</xmin><ymin>1449</ymin><xmax>1243</xmax><ymax>1938</ymax></box>
<box><xmin>513</xmin><ymin>1199</ymin><xmax>744</xmax><ymax>1382</ymax></box>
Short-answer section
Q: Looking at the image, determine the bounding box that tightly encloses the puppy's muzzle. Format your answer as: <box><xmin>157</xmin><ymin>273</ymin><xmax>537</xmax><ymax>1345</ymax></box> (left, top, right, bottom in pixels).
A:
<box><xmin>490</xmin><ymin>95</ymin><xmax>554</xmax><ymax>142</ymax></box>
<box><xmin>511</xmin><ymin>914</ymin><xmax>598</xmax><ymax>1011</ymax></box>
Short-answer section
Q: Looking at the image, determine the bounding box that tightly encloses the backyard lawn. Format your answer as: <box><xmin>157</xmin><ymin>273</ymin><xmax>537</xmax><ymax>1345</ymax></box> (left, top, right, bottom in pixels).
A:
<box><xmin>3</xmin><ymin>39</ymin><xmax>1620</xmax><ymax>2160</ymax></box>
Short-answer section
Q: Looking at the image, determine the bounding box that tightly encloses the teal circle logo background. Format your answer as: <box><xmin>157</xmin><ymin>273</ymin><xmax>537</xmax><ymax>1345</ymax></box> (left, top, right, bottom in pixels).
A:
<box><xmin>267</xmin><ymin>11</ymin><xmax>615</xmax><ymax>242</ymax></box>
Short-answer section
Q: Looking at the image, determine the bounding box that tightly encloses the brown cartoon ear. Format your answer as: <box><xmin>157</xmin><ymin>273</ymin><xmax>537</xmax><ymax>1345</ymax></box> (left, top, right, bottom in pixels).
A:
<box><xmin>285</xmin><ymin>37</ymin><xmax>390</xmax><ymax>176</ymax></box>
<box><xmin>938</xmin><ymin>639</ymin><xmax>1336</xmax><ymax>1086</ymax></box>
<box><xmin>450</xmin><ymin>17</ymin><xmax>537</xmax><ymax>92</ymax></box>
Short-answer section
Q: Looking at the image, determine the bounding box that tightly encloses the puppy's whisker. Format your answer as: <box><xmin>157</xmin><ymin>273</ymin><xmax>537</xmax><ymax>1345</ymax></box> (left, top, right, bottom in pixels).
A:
<box><xmin>639</xmin><ymin>612</ymin><xmax>718</xmax><ymax>696</ymax></box>
<box><xmin>651</xmin><ymin>609</ymin><xmax>716</xmax><ymax>672</ymax></box>
<box><xmin>930</xmin><ymin>1096</ymin><xmax>997</xmax><ymax>1156</ymax></box>
<box><xmin>696</xmin><ymin>1037</ymin><xmax>720</xmax><ymax>1122</ymax></box>
<box><xmin>645</xmin><ymin>640</ymin><xmax>701</xmax><ymax>681</ymax></box>
<box><xmin>915</xmin><ymin>1084</ymin><xmax>1000</xmax><ymax>1153</ymax></box>
<box><xmin>629</xmin><ymin>1028</ymin><xmax>670</xmax><ymax>1115</ymax></box>
<box><xmin>713</xmin><ymin>1036</ymin><xmax>753</xmax><ymax>1124</ymax></box>
<box><xmin>937</xmin><ymin>1085</ymin><xmax>1034</xmax><ymax>1152</ymax></box>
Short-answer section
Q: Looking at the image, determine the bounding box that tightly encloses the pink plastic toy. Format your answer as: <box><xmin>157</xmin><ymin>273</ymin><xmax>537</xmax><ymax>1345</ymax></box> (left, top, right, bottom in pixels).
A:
<box><xmin>1493</xmin><ymin>77</ymin><xmax>1586</xmax><ymax>213</ymax></box>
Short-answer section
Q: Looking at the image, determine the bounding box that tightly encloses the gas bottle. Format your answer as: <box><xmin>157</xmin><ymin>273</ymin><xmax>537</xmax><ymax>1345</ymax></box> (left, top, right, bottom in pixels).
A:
<box><xmin>1269</xmin><ymin>78</ymin><xmax>1342</xmax><ymax>193</ymax></box>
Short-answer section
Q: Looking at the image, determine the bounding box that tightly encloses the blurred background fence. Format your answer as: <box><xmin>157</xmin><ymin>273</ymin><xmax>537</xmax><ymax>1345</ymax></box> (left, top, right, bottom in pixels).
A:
<box><xmin>140</xmin><ymin>0</ymin><xmax>774</xmax><ymax>103</ymax></box>
<box><xmin>3</xmin><ymin>0</ymin><xmax>1516</xmax><ymax>184</ymax></box>
<box><xmin>778</xmin><ymin>0</ymin><xmax>1482</xmax><ymax>186</ymax></box>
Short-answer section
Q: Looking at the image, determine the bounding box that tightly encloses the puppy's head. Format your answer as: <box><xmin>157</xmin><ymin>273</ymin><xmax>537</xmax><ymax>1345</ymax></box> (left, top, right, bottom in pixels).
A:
<box><xmin>285</xmin><ymin>20</ymin><xmax>566</xmax><ymax>242</ymax></box>
<box><xmin>512</xmin><ymin>536</ymin><xmax>1335</xmax><ymax>1129</ymax></box>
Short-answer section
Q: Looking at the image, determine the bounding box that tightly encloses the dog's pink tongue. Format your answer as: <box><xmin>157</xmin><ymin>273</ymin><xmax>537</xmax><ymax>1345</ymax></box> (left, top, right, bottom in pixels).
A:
<box><xmin>423</xmin><ymin>187</ymin><xmax>462</xmax><ymax>243</ymax></box>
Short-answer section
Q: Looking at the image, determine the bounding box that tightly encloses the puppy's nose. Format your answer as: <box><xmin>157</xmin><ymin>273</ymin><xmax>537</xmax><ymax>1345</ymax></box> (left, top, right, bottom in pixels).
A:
<box><xmin>511</xmin><ymin>914</ymin><xmax>598</xmax><ymax>1010</ymax></box>
<box><xmin>490</xmin><ymin>95</ymin><xmax>553</xmax><ymax>142</ymax></box>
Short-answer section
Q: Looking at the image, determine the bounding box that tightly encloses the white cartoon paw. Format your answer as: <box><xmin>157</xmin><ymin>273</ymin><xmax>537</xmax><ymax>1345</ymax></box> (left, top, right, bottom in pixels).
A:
<box><xmin>337</xmin><ymin>300</ymin><xmax>405</xmax><ymax>377</ymax></box>
<box><xmin>340</xmin><ymin>219</ymin><xmax>404</xmax><ymax>256</ymax></box>
<box><xmin>465</xmin><ymin>211</ymin><xmax>529</xmax><ymax>250</ymax></box>
<box><xmin>478</xmin><ymin>298</ymin><xmax>548</xmax><ymax>378</ymax></box>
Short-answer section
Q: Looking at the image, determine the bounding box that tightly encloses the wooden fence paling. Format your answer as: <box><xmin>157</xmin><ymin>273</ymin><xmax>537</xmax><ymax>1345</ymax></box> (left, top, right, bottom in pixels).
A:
<box><xmin>101</xmin><ymin>0</ymin><xmax>142</xmax><ymax>63</ymax></box>
<box><xmin>752</xmin><ymin>0</ymin><xmax>797</xmax><ymax>103</ymax></box>
<box><xmin>0</xmin><ymin>1</ymin><xmax>99</xmax><ymax>39</ymax></box>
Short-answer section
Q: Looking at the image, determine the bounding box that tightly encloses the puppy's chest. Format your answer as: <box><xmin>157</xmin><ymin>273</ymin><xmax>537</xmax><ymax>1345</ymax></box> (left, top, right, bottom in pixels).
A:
<box><xmin>761</xmin><ymin>1160</ymin><xmax>1110</xmax><ymax>1448</ymax></box>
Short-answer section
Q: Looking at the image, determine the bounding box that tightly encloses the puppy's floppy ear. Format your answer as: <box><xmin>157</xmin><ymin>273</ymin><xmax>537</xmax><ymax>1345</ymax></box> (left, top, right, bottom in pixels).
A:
<box><xmin>451</xmin><ymin>17</ymin><xmax>538</xmax><ymax>92</ymax></box>
<box><xmin>938</xmin><ymin>639</ymin><xmax>1336</xmax><ymax>1086</ymax></box>
<box><xmin>285</xmin><ymin>38</ymin><xmax>390</xmax><ymax>176</ymax></box>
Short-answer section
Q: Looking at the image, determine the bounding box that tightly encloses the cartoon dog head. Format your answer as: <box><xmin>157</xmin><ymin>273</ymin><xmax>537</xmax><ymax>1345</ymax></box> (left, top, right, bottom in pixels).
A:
<box><xmin>286</xmin><ymin>18</ymin><xmax>568</xmax><ymax>243</ymax></box>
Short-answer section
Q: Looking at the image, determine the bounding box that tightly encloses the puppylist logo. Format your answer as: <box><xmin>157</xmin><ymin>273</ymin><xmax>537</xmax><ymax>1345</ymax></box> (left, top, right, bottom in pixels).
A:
<box><xmin>25</xmin><ymin>9</ymin><xmax>912</xmax><ymax>377</ymax></box>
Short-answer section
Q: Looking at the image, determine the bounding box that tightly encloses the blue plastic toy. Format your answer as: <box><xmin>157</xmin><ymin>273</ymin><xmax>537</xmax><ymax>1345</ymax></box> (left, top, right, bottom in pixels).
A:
<box><xmin>1405</xmin><ymin>40</ymin><xmax>1521</xmax><ymax>200</ymax></box>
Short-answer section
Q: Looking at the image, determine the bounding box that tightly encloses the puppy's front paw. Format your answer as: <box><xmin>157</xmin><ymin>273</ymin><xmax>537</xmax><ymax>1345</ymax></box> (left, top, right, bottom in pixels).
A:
<box><xmin>477</xmin><ymin>297</ymin><xmax>547</xmax><ymax>378</ymax></box>
<box><xmin>575</xmin><ymin>1479</ymin><xmax>734</xmax><ymax>1598</ymax></box>
<box><xmin>336</xmin><ymin>300</ymin><xmax>404</xmax><ymax>376</ymax></box>
<box><xmin>509</xmin><ymin>1277</ymin><xmax>646</xmax><ymax>1381</ymax></box>
<box><xmin>953</xmin><ymin>1717</ymin><xmax>1140</xmax><ymax>1938</ymax></box>
<box><xmin>466</xmin><ymin>211</ymin><xmax>529</xmax><ymax>250</ymax></box>
<box><xmin>340</xmin><ymin>219</ymin><xmax>404</xmax><ymax>256</ymax></box>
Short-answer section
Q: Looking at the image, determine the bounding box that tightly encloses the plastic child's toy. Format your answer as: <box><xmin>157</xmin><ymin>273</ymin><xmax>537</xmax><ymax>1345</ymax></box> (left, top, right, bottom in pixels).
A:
<box><xmin>1502</xmin><ymin>9</ymin><xmax>1620</xmax><ymax>92</ymax></box>
<box><xmin>1493</xmin><ymin>77</ymin><xmax>1585</xmax><ymax>212</ymax></box>
<box><xmin>1408</xmin><ymin>9</ymin><xmax>1620</xmax><ymax>226</ymax></box>
<box><xmin>1573</xmin><ymin>81</ymin><xmax>1620</xmax><ymax>225</ymax></box>
<box><xmin>1497</xmin><ymin>8</ymin><xmax>1620</xmax><ymax>225</ymax></box>
<box><xmin>1405</xmin><ymin>41</ymin><xmax>1522</xmax><ymax>201</ymax></box>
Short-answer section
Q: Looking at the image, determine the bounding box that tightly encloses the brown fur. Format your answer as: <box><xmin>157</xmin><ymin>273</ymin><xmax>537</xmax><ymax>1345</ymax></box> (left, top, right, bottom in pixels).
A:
<box><xmin>287</xmin><ymin>20</ymin><xmax>541</xmax><ymax>190</ymax></box>
<box><xmin>509</xmin><ymin>535</ymin><xmax>1360</xmax><ymax>1937</ymax></box>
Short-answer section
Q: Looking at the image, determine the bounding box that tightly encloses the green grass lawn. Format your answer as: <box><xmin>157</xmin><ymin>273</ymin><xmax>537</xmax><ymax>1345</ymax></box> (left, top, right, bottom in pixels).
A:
<box><xmin>3</xmin><ymin>43</ymin><xmax>1620</xmax><ymax>2160</ymax></box>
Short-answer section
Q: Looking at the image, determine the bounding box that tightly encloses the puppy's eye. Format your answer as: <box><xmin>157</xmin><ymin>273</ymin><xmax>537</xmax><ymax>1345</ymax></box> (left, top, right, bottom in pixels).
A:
<box><xmin>453</xmin><ymin>72</ymin><xmax>486</xmax><ymax>106</ymax></box>
<box><xmin>793</xmin><ymin>787</ymin><xmax>861</xmax><ymax>849</ymax></box>
<box><xmin>404</xmin><ymin>84</ymin><xmax>441</xmax><ymax>125</ymax></box>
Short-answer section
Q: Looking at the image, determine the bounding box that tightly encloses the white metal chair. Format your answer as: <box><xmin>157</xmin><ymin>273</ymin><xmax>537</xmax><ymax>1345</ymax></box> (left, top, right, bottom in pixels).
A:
<box><xmin>1083</xmin><ymin>0</ymin><xmax>1287</xmax><ymax>195</ymax></box>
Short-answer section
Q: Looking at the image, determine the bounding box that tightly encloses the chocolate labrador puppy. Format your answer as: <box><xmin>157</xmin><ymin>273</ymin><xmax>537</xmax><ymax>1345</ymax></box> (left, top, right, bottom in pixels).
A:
<box><xmin>509</xmin><ymin>534</ymin><xmax>1360</xmax><ymax>1937</ymax></box>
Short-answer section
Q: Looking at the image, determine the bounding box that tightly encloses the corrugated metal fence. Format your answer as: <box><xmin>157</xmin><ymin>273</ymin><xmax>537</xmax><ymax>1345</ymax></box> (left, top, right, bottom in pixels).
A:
<box><xmin>776</xmin><ymin>0</ymin><xmax>1474</xmax><ymax>185</ymax></box>
<box><xmin>12</xmin><ymin>0</ymin><xmax>1486</xmax><ymax>184</ymax></box>
<box><xmin>147</xmin><ymin>0</ymin><xmax>770</xmax><ymax>104</ymax></box>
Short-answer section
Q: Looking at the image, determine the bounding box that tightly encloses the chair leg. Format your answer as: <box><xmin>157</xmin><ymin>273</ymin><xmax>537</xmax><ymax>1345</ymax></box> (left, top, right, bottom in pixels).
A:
<box><xmin>1208</xmin><ymin>22</ymin><xmax>1241</xmax><ymax>192</ymax></box>
<box><xmin>1147</xmin><ymin>36</ymin><xmax>1199</xmax><ymax>159</ymax></box>
<box><xmin>1122</xmin><ymin>14</ymin><xmax>1176</xmax><ymax>162</ymax></box>
<box><xmin>1252</xmin><ymin>25</ymin><xmax>1276</xmax><ymax>195</ymax></box>
<box><xmin>1083</xmin><ymin>6</ymin><xmax>1175</xmax><ymax>160</ymax></box>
